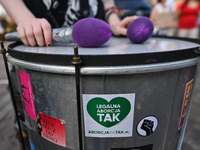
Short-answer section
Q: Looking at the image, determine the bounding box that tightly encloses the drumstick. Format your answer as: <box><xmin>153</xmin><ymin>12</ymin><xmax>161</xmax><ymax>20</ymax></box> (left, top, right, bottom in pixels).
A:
<box><xmin>127</xmin><ymin>16</ymin><xmax>154</xmax><ymax>44</ymax></box>
<box><xmin>5</xmin><ymin>18</ymin><xmax>112</xmax><ymax>47</ymax></box>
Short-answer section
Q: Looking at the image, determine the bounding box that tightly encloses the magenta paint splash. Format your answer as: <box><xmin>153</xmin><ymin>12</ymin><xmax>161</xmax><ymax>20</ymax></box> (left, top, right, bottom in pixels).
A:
<box><xmin>73</xmin><ymin>18</ymin><xmax>112</xmax><ymax>47</ymax></box>
<box><xmin>127</xmin><ymin>16</ymin><xmax>154</xmax><ymax>44</ymax></box>
<box><xmin>18</xmin><ymin>70</ymin><xmax>37</xmax><ymax>121</ymax></box>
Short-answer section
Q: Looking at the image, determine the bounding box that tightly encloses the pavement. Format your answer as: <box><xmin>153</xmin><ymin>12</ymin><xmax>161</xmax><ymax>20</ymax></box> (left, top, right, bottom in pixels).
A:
<box><xmin>0</xmin><ymin>41</ymin><xmax>200</xmax><ymax>150</ymax></box>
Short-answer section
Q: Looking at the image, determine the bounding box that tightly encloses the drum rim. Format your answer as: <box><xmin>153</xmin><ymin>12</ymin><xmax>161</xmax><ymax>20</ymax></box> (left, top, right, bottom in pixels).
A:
<box><xmin>7</xmin><ymin>55</ymin><xmax>197</xmax><ymax>75</ymax></box>
<box><xmin>7</xmin><ymin>36</ymin><xmax>200</xmax><ymax>67</ymax></box>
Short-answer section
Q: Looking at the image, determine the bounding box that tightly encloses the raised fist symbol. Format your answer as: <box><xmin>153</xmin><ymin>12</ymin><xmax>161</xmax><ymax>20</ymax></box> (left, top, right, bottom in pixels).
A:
<box><xmin>141</xmin><ymin>119</ymin><xmax>154</xmax><ymax>136</ymax></box>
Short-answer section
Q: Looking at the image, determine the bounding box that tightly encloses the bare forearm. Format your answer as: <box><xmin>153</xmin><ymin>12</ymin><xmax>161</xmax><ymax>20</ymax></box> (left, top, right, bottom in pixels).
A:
<box><xmin>101</xmin><ymin>0</ymin><xmax>115</xmax><ymax>10</ymax></box>
<box><xmin>0</xmin><ymin>0</ymin><xmax>52</xmax><ymax>47</ymax></box>
<box><xmin>0</xmin><ymin>0</ymin><xmax>35</xmax><ymax>25</ymax></box>
<box><xmin>108</xmin><ymin>13</ymin><xmax>120</xmax><ymax>27</ymax></box>
<box><xmin>101</xmin><ymin>0</ymin><xmax>120</xmax><ymax>26</ymax></box>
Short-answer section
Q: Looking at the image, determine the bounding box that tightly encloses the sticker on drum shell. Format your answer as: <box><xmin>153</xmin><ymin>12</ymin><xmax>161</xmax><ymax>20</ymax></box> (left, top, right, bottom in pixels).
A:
<box><xmin>18</xmin><ymin>70</ymin><xmax>37</xmax><ymax>121</ymax></box>
<box><xmin>83</xmin><ymin>93</ymin><xmax>135</xmax><ymax>138</ymax></box>
<box><xmin>137</xmin><ymin>116</ymin><xmax>158</xmax><ymax>136</ymax></box>
<box><xmin>36</xmin><ymin>113</ymin><xmax>66</xmax><ymax>147</ymax></box>
<box><xmin>179</xmin><ymin>79</ymin><xmax>194</xmax><ymax>130</ymax></box>
<box><xmin>110</xmin><ymin>144</ymin><xmax>153</xmax><ymax>150</ymax></box>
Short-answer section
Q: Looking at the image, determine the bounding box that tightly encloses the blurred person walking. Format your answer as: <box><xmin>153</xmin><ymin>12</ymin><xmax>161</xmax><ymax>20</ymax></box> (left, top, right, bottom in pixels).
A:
<box><xmin>175</xmin><ymin>0</ymin><xmax>200</xmax><ymax>38</ymax></box>
<box><xmin>150</xmin><ymin>0</ymin><xmax>177</xmax><ymax>36</ymax></box>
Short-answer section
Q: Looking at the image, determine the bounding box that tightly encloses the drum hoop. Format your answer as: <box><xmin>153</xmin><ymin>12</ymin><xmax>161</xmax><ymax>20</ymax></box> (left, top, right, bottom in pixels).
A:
<box><xmin>7</xmin><ymin>55</ymin><xmax>197</xmax><ymax>75</ymax></box>
<box><xmin>7</xmin><ymin>36</ymin><xmax>200</xmax><ymax>67</ymax></box>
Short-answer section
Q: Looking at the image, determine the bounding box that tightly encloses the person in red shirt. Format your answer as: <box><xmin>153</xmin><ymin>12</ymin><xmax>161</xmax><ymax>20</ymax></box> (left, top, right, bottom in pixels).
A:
<box><xmin>176</xmin><ymin>0</ymin><xmax>200</xmax><ymax>38</ymax></box>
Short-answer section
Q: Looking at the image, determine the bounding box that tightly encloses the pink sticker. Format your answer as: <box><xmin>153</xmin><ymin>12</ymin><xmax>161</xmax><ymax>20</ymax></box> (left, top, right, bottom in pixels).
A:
<box><xmin>18</xmin><ymin>70</ymin><xmax>37</xmax><ymax>121</ymax></box>
<box><xmin>39</xmin><ymin>113</ymin><xmax>66</xmax><ymax>147</ymax></box>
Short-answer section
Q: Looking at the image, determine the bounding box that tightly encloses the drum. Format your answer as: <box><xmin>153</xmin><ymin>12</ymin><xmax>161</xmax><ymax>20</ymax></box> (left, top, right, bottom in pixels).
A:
<box><xmin>7</xmin><ymin>36</ymin><xmax>200</xmax><ymax>150</ymax></box>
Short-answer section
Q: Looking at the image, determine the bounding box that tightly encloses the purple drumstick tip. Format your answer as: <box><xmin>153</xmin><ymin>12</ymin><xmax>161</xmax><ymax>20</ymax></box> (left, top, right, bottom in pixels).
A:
<box><xmin>73</xmin><ymin>18</ymin><xmax>112</xmax><ymax>47</ymax></box>
<box><xmin>127</xmin><ymin>16</ymin><xmax>154</xmax><ymax>44</ymax></box>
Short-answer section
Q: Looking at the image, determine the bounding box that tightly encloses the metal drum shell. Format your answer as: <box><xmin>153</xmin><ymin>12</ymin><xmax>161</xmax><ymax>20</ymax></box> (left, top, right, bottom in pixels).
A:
<box><xmin>7</xmin><ymin>36</ymin><xmax>200</xmax><ymax>150</ymax></box>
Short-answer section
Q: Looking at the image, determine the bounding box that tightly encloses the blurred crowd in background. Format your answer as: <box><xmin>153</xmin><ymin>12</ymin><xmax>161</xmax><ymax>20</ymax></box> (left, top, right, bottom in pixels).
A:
<box><xmin>150</xmin><ymin>0</ymin><xmax>200</xmax><ymax>38</ymax></box>
<box><xmin>0</xmin><ymin>0</ymin><xmax>199</xmax><ymax>41</ymax></box>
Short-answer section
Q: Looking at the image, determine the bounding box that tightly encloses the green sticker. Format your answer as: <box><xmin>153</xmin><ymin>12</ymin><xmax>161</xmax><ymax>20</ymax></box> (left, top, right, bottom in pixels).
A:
<box><xmin>87</xmin><ymin>97</ymin><xmax>131</xmax><ymax>128</ymax></box>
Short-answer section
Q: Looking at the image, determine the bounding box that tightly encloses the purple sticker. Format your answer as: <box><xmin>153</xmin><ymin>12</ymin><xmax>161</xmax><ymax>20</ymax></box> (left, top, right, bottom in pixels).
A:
<box><xmin>18</xmin><ymin>70</ymin><xmax>37</xmax><ymax>121</ymax></box>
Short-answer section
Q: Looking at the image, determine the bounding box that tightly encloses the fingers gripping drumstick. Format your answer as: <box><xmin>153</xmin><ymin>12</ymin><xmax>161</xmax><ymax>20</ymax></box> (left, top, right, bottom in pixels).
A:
<box><xmin>5</xmin><ymin>18</ymin><xmax>112</xmax><ymax>48</ymax></box>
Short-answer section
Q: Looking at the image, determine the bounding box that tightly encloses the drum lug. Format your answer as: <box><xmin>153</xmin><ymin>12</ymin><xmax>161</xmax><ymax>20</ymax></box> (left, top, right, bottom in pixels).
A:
<box><xmin>71</xmin><ymin>46</ymin><xmax>83</xmax><ymax>150</ymax></box>
<box><xmin>72</xmin><ymin>46</ymin><xmax>82</xmax><ymax>65</ymax></box>
<box><xmin>0</xmin><ymin>41</ymin><xmax>8</xmax><ymax>54</ymax></box>
<box><xmin>194</xmin><ymin>47</ymin><xmax>200</xmax><ymax>56</ymax></box>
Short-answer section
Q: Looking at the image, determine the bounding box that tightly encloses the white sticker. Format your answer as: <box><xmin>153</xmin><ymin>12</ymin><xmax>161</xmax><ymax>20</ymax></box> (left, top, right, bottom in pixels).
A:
<box><xmin>137</xmin><ymin>116</ymin><xmax>158</xmax><ymax>136</ymax></box>
<box><xmin>83</xmin><ymin>93</ymin><xmax>135</xmax><ymax>138</ymax></box>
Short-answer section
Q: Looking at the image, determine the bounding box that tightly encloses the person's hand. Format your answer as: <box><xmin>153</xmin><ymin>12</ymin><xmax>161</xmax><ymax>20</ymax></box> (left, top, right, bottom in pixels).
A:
<box><xmin>17</xmin><ymin>18</ymin><xmax>52</xmax><ymax>47</ymax></box>
<box><xmin>111</xmin><ymin>16</ymin><xmax>138</xmax><ymax>36</ymax></box>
